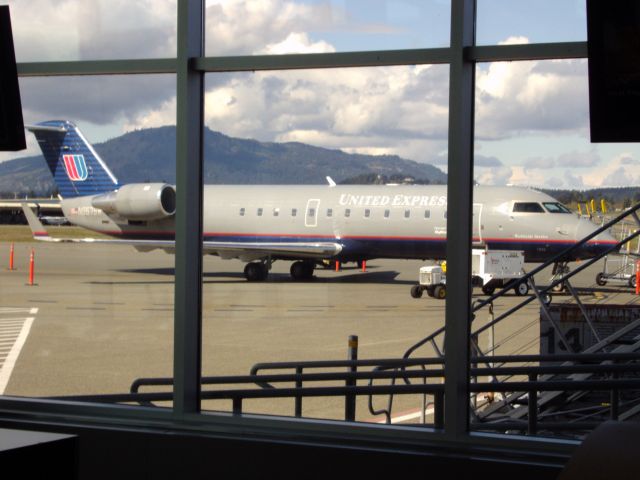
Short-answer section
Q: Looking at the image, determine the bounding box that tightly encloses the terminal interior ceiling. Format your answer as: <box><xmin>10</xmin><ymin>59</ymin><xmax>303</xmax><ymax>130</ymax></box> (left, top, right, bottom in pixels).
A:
<box><xmin>1</xmin><ymin>1</ymin><xmax>640</xmax><ymax>478</ymax></box>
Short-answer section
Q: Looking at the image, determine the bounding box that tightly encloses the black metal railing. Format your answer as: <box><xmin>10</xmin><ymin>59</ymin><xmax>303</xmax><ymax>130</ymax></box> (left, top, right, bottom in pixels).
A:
<box><xmin>47</xmin><ymin>352</ymin><xmax>640</xmax><ymax>438</ymax></box>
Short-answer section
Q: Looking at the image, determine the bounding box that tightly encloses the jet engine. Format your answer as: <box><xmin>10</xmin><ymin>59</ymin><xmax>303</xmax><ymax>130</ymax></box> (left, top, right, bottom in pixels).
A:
<box><xmin>91</xmin><ymin>183</ymin><xmax>176</xmax><ymax>220</ymax></box>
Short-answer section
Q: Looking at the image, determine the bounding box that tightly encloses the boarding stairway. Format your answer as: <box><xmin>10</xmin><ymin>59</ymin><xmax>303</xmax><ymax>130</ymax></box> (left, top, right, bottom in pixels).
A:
<box><xmin>371</xmin><ymin>202</ymin><xmax>640</xmax><ymax>433</ymax></box>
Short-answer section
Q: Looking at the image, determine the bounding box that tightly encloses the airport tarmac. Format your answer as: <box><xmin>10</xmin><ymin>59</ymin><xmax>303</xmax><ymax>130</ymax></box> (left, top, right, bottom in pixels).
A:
<box><xmin>0</xmin><ymin>239</ymin><xmax>639</xmax><ymax>422</ymax></box>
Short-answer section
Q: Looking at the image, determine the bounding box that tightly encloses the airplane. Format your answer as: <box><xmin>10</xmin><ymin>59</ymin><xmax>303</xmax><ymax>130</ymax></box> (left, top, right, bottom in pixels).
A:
<box><xmin>22</xmin><ymin>120</ymin><xmax>618</xmax><ymax>285</ymax></box>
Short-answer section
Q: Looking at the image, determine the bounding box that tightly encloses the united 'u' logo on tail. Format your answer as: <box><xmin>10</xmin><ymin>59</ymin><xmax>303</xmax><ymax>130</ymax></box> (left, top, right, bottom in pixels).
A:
<box><xmin>62</xmin><ymin>154</ymin><xmax>88</xmax><ymax>181</ymax></box>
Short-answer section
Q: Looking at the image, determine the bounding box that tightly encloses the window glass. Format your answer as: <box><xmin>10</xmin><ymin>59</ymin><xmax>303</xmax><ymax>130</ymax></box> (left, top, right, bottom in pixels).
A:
<box><xmin>201</xmin><ymin>67</ymin><xmax>448</xmax><ymax>421</ymax></box>
<box><xmin>472</xmin><ymin>60</ymin><xmax>639</xmax><ymax>194</ymax></box>
<box><xmin>205</xmin><ymin>0</ymin><xmax>451</xmax><ymax>56</ymax></box>
<box><xmin>7</xmin><ymin>0</ymin><xmax>177</xmax><ymax>62</ymax></box>
<box><xmin>0</xmin><ymin>75</ymin><xmax>175</xmax><ymax>403</ymax></box>
<box><xmin>476</xmin><ymin>0</ymin><xmax>587</xmax><ymax>46</ymax></box>
<box><xmin>470</xmin><ymin>56</ymin><xmax>637</xmax><ymax>441</ymax></box>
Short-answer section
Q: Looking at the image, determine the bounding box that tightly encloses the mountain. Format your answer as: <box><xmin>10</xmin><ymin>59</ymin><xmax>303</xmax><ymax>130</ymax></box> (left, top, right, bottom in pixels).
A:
<box><xmin>0</xmin><ymin>126</ymin><xmax>447</xmax><ymax>197</ymax></box>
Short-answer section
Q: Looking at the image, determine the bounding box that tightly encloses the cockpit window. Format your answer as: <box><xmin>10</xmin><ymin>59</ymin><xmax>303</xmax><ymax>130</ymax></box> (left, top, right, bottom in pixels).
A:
<box><xmin>512</xmin><ymin>202</ymin><xmax>545</xmax><ymax>213</ymax></box>
<box><xmin>543</xmin><ymin>202</ymin><xmax>572</xmax><ymax>213</ymax></box>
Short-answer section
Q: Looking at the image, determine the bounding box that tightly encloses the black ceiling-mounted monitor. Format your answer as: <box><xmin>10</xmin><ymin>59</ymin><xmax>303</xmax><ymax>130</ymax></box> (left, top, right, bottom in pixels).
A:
<box><xmin>587</xmin><ymin>0</ymin><xmax>640</xmax><ymax>143</ymax></box>
<box><xmin>0</xmin><ymin>5</ymin><xmax>25</xmax><ymax>151</ymax></box>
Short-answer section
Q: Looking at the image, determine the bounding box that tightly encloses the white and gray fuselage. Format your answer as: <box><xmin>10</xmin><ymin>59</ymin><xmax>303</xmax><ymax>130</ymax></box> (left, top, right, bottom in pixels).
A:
<box><xmin>61</xmin><ymin>184</ymin><xmax>616</xmax><ymax>264</ymax></box>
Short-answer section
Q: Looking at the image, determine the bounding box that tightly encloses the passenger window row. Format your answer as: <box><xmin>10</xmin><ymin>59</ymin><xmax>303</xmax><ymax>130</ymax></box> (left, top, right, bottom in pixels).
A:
<box><xmin>238</xmin><ymin>207</ymin><xmax>445</xmax><ymax>219</ymax></box>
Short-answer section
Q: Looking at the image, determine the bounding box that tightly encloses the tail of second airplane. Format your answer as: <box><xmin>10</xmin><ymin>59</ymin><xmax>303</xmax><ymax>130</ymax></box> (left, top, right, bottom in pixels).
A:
<box><xmin>26</xmin><ymin>120</ymin><xmax>120</xmax><ymax>198</ymax></box>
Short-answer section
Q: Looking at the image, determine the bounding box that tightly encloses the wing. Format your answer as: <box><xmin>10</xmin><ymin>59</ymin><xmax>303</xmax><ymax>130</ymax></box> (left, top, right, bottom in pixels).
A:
<box><xmin>203</xmin><ymin>240</ymin><xmax>342</xmax><ymax>262</ymax></box>
<box><xmin>21</xmin><ymin>203</ymin><xmax>342</xmax><ymax>259</ymax></box>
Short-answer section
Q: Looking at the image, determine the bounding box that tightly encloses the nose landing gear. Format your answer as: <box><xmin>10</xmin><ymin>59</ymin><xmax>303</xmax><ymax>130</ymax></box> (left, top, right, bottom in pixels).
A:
<box><xmin>551</xmin><ymin>261</ymin><xmax>570</xmax><ymax>292</ymax></box>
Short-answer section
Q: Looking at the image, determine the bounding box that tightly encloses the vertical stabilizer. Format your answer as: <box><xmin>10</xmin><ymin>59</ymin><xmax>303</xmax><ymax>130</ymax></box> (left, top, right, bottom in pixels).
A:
<box><xmin>26</xmin><ymin>120</ymin><xmax>119</xmax><ymax>198</ymax></box>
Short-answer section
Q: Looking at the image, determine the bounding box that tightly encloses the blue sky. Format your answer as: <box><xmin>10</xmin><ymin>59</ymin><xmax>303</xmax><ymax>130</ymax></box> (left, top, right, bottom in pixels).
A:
<box><xmin>3</xmin><ymin>0</ymin><xmax>640</xmax><ymax>190</ymax></box>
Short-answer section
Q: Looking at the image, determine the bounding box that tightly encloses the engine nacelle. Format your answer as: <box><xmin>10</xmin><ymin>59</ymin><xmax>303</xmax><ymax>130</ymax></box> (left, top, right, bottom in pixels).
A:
<box><xmin>91</xmin><ymin>183</ymin><xmax>176</xmax><ymax>220</ymax></box>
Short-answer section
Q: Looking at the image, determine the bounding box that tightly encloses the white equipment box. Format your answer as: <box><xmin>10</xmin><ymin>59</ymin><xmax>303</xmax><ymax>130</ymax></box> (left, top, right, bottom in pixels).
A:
<box><xmin>472</xmin><ymin>249</ymin><xmax>524</xmax><ymax>287</ymax></box>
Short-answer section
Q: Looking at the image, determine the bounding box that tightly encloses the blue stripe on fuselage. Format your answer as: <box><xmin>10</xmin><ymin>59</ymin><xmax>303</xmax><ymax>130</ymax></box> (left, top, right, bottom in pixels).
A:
<box><xmin>108</xmin><ymin>230</ymin><xmax>610</xmax><ymax>262</ymax></box>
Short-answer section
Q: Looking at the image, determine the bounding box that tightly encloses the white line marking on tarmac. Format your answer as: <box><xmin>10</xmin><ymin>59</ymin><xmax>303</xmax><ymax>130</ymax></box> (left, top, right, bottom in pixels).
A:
<box><xmin>0</xmin><ymin>307</ymin><xmax>38</xmax><ymax>395</ymax></box>
<box><xmin>374</xmin><ymin>406</ymin><xmax>435</xmax><ymax>424</ymax></box>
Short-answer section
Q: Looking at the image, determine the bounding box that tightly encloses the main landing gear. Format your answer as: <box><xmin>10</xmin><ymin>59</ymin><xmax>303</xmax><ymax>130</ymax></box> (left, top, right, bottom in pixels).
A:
<box><xmin>290</xmin><ymin>260</ymin><xmax>315</xmax><ymax>281</ymax></box>
<box><xmin>244</xmin><ymin>261</ymin><xmax>269</xmax><ymax>282</ymax></box>
<box><xmin>243</xmin><ymin>260</ymin><xmax>316</xmax><ymax>282</ymax></box>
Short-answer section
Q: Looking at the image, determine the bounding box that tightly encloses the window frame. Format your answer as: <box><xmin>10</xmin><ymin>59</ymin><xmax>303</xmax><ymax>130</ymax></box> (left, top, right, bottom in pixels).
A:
<box><xmin>3</xmin><ymin>0</ymin><xmax>589</xmax><ymax>458</ymax></box>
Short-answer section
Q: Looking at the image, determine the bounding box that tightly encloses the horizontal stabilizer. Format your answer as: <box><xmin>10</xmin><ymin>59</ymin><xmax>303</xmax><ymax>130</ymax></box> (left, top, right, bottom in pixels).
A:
<box><xmin>21</xmin><ymin>203</ymin><xmax>57</xmax><ymax>242</ymax></box>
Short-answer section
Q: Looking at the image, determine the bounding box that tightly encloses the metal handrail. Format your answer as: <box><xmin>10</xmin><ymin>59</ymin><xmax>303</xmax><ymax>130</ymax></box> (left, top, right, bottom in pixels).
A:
<box><xmin>45</xmin><ymin>353</ymin><xmax>640</xmax><ymax>436</ymax></box>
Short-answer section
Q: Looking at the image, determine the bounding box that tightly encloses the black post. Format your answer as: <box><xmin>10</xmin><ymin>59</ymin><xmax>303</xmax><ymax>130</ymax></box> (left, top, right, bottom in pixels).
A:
<box><xmin>434</xmin><ymin>391</ymin><xmax>444</xmax><ymax>430</ymax></box>
<box><xmin>528</xmin><ymin>374</ymin><xmax>537</xmax><ymax>435</ymax></box>
<box><xmin>295</xmin><ymin>366</ymin><xmax>303</xmax><ymax>417</ymax></box>
<box><xmin>345</xmin><ymin>335</ymin><xmax>358</xmax><ymax>421</ymax></box>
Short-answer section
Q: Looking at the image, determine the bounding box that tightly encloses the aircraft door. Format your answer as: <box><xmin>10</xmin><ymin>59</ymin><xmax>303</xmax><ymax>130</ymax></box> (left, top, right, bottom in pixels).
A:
<box><xmin>473</xmin><ymin>203</ymin><xmax>483</xmax><ymax>245</ymax></box>
<box><xmin>305</xmin><ymin>199</ymin><xmax>320</xmax><ymax>227</ymax></box>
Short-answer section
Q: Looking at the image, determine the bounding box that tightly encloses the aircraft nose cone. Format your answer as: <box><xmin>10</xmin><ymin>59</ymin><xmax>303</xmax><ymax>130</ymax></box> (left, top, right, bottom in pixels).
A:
<box><xmin>575</xmin><ymin>219</ymin><xmax>618</xmax><ymax>257</ymax></box>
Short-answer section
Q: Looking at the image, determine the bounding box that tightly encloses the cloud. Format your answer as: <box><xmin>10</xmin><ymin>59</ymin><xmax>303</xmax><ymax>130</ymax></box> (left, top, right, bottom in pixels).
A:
<box><xmin>474</xmin><ymin>155</ymin><xmax>503</xmax><ymax>167</ymax></box>
<box><xmin>20</xmin><ymin>76</ymin><xmax>175</xmax><ymax>127</ymax></box>
<box><xmin>601</xmin><ymin>167</ymin><xmax>635</xmax><ymax>187</ymax></box>
<box><xmin>523</xmin><ymin>156</ymin><xmax>556</xmax><ymax>171</ymax></box>
<box><xmin>556</xmin><ymin>149</ymin><xmax>601</xmax><ymax>168</ymax></box>
<box><xmin>261</xmin><ymin>32</ymin><xmax>335</xmax><ymax>55</ymax></box>
<box><xmin>9</xmin><ymin>0</ymin><xmax>176</xmax><ymax>61</ymax></box>
<box><xmin>196</xmin><ymin>65</ymin><xmax>449</xmax><ymax>163</ymax></box>
<box><xmin>205</xmin><ymin>0</ymin><xmax>330</xmax><ymax>56</ymax></box>
<box><xmin>564</xmin><ymin>170</ymin><xmax>584</xmax><ymax>189</ymax></box>
<box><xmin>581</xmin><ymin>152</ymin><xmax>640</xmax><ymax>187</ymax></box>
<box><xmin>619</xmin><ymin>155</ymin><xmax>640</xmax><ymax>165</ymax></box>
<box><xmin>476</xmin><ymin>51</ymin><xmax>589</xmax><ymax>140</ymax></box>
<box><xmin>545</xmin><ymin>177</ymin><xmax>563</xmax><ymax>188</ymax></box>
<box><xmin>475</xmin><ymin>166</ymin><xmax>513</xmax><ymax>186</ymax></box>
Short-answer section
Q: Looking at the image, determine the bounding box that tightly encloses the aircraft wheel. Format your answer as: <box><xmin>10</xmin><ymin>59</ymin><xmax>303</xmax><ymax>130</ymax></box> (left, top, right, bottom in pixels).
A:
<box><xmin>542</xmin><ymin>293</ymin><xmax>552</xmax><ymax>306</ymax></box>
<box><xmin>629</xmin><ymin>275</ymin><xmax>637</xmax><ymax>289</ymax></box>
<box><xmin>514</xmin><ymin>281</ymin><xmax>529</xmax><ymax>296</ymax></box>
<box><xmin>244</xmin><ymin>262</ymin><xmax>268</xmax><ymax>282</ymax></box>
<box><xmin>290</xmin><ymin>261</ymin><xmax>315</xmax><ymax>281</ymax></box>
<box><xmin>551</xmin><ymin>282</ymin><xmax>565</xmax><ymax>293</ymax></box>
<box><xmin>595</xmin><ymin>272</ymin><xmax>607</xmax><ymax>286</ymax></box>
<box><xmin>433</xmin><ymin>285</ymin><xmax>446</xmax><ymax>300</ymax></box>
<box><xmin>410</xmin><ymin>285</ymin><xmax>423</xmax><ymax>298</ymax></box>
